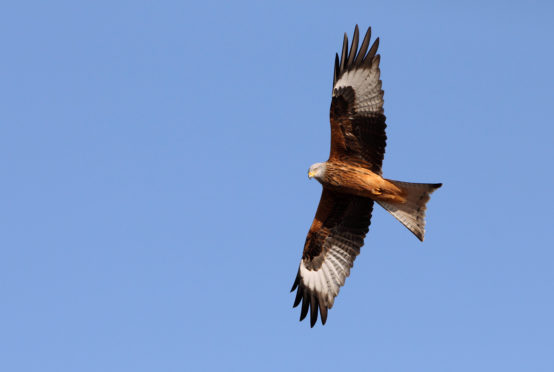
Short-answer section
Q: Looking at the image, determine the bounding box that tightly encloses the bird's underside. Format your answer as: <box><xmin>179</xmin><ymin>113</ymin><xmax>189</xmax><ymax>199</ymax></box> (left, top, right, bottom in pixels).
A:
<box><xmin>290</xmin><ymin>25</ymin><xmax>442</xmax><ymax>327</ymax></box>
<box><xmin>319</xmin><ymin>161</ymin><xmax>406</xmax><ymax>203</ymax></box>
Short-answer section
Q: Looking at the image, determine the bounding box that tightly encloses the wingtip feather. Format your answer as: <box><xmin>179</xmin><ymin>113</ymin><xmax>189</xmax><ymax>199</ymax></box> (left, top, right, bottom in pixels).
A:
<box><xmin>333</xmin><ymin>53</ymin><xmax>339</xmax><ymax>86</ymax></box>
<box><xmin>339</xmin><ymin>33</ymin><xmax>348</xmax><ymax>72</ymax></box>
<box><xmin>365</xmin><ymin>37</ymin><xmax>379</xmax><ymax>65</ymax></box>
<box><xmin>293</xmin><ymin>287</ymin><xmax>303</xmax><ymax>308</ymax></box>
<box><xmin>346</xmin><ymin>25</ymin><xmax>360</xmax><ymax>68</ymax></box>
<box><xmin>354</xmin><ymin>26</ymin><xmax>371</xmax><ymax>65</ymax></box>
<box><xmin>290</xmin><ymin>271</ymin><xmax>300</xmax><ymax>292</ymax></box>
<box><xmin>300</xmin><ymin>292</ymin><xmax>309</xmax><ymax>321</ymax></box>
<box><xmin>320</xmin><ymin>305</ymin><xmax>328</xmax><ymax>325</ymax></box>
<box><xmin>310</xmin><ymin>295</ymin><xmax>318</xmax><ymax>327</ymax></box>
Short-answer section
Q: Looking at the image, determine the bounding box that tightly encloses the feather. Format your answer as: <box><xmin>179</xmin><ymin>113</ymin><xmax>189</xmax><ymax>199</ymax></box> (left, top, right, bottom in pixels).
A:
<box><xmin>300</xmin><ymin>291</ymin><xmax>309</xmax><ymax>321</ymax></box>
<box><xmin>333</xmin><ymin>53</ymin><xmax>339</xmax><ymax>87</ymax></box>
<box><xmin>293</xmin><ymin>283</ymin><xmax>303</xmax><ymax>307</ymax></box>
<box><xmin>365</xmin><ymin>38</ymin><xmax>379</xmax><ymax>66</ymax></box>
<box><xmin>290</xmin><ymin>271</ymin><xmax>300</xmax><ymax>292</ymax></box>
<box><xmin>355</xmin><ymin>27</ymin><xmax>371</xmax><ymax>65</ymax></box>
<box><xmin>319</xmin><ymin>304</ymin><xmax>328</xmax><ymax>325</ymax></box>
<box><xmin>310</xmin><ymin>295</ymin><xmax>318</xmax><ymax>327</ymax></box>
<box><xmin>346</xmin><ymin>25</ymin><xmax>359</xmax><ymax>68</ymax></box>
<box><xmin>339</xmin><ymin>33</ymin><xmax>348</xmax><ymax>73</ymax></box>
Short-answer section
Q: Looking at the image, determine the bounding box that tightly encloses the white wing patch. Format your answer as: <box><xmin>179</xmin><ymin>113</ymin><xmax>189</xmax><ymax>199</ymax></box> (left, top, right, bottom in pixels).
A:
<box><xmin>333</xmin><ymin>59</ymin><xmax>384</xmax><ymax>115</ymax></box>
<box><xmin>299</xmin><ymin>241</ymin><xmax>359</xmax><ymax>309</ymax></box>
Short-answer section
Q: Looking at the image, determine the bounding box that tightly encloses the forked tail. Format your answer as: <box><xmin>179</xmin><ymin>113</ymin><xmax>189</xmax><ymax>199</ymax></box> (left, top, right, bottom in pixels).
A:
<box><xmin>377</xmin><ymin>180</ymin><xmax>442</xmax><ymax>241</ymax></box>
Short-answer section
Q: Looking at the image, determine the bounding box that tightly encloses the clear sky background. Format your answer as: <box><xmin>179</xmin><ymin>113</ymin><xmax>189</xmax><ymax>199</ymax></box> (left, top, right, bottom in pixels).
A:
<box><xmin>1</xmin><ymin>1</ymin><xmax>554</xmax><ymax>371</ymax></box>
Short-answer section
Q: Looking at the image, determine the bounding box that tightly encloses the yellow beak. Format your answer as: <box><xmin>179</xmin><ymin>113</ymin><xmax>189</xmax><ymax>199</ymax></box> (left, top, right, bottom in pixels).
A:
<box><xmin>308</xmin><ymin>171</ymin><xmax>314</xmax><ymax>179</ymax></box>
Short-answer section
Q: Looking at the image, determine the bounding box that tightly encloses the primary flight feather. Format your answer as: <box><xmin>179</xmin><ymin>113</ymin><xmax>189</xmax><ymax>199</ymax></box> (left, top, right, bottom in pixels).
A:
<box><xmin>291</xmin><ymin>25</ymin><xmax>442</xmax><ymax>327</ymax></box>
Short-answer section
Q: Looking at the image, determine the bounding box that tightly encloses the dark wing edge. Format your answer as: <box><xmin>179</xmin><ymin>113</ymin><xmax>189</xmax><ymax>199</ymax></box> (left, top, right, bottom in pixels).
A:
<box><xmin>329</xmin><ymin>25</ymin><xmax>387</xmax><ymax>174</ymax></box>
<box><xmin>291</xmin><ymin>189</ymin><xmax>374</xmax><ymax>327</ymax></box>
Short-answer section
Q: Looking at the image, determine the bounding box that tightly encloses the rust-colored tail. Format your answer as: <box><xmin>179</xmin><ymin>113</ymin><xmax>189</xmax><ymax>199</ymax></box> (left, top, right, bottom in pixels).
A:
<box><xmin>377</xmin><ymin>181</ymin><xmax>442</xmax><ymax>241</ymax></box>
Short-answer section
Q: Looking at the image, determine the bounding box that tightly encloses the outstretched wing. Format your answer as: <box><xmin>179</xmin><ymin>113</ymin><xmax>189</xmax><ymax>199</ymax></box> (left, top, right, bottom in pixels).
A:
<box><xmin>329</xmin><ymin>25</ymin><xmax>387</xmax><ymax>174</ymax></box>
<box><xmin>291</xmin><ymin>189</ymin><xmax>374</xmax><ymax>327</ymax></box>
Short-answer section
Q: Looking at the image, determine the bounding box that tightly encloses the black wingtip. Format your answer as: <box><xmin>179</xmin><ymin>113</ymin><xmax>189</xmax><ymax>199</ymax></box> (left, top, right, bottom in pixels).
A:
<box><xmin>309</xmin><ymin>295</ymin><xmax>319</xmax><ymax>327</ymax></box>
<box><xmin>290</xmin><ymin>271</ymin><xmax>300</xmax><ymax>292</ymax></box>
<box><xmin>364</xmin><ymin>37</ymin><xmax>379</xmax><ymax>66</ymax></box>
<box><xmin>293</xmin><ymin>286</ymin><xmax>303</xmax><ymax>308</ymax></box>
<box><xmin>354</xmin><ymin>26</ymin><xmax>372</xmax><ymax>65</ymax></box>
<box><xmin>346</xmin><ymin>25</ymin><xmax>360</xmax><ymax>67</ymax></box>
<box><xmin>320</xmin><ymin>305</ymin><xmax>328</xmax><ymax>325</ymax></box>
<box><xmin>339</xmin><ymin>32</ymin><xmax>348</xmax><ymax>72</ymax></box>
<box><xmin>300</xmin><ymin>292</ymin><xmax>309</xmax><ymax>321</ymax></box>
<box><xmin>333</xmin><ymin>53</ymin><xmax>340</xmax><ymax>86</ymax></box>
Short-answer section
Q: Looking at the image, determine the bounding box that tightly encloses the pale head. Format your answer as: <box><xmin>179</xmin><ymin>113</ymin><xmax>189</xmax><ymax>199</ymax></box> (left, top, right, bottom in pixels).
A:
<box><xmin>308</xmin><ymin>162</ymin><xmax>327</xmax><ymax>181</ymax></box>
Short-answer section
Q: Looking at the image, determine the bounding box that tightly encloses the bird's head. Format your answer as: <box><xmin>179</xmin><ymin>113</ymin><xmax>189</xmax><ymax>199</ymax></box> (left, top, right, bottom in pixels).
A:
<box><xmin>308</xmin><ymin>162</ymin><xmax>327</xmax><ymax>181</ymax></box>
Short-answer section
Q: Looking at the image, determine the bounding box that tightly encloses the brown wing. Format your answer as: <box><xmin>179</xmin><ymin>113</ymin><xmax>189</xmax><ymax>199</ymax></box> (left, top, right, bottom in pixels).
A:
<box><xmin>329</xmin><ymin>25</ymin><xmax>387</xmax><ymax>174</ymax></box>
<box><xmin>291</xmin><ymin>188</ymin><xmax>374</xmax><ymax>327</ymax></box>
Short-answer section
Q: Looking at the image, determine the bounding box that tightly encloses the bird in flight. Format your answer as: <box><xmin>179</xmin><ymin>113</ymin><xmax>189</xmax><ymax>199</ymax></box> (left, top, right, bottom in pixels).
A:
<box><xmin>291</xmin><ymin>25</ymin><xmax>442</xmax><ymax>327</ymax></box>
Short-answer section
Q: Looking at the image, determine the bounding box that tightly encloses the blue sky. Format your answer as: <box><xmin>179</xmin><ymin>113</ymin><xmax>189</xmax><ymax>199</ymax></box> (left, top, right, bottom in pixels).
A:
<box><xmin>1</xmin><ymin>1</ymin><xmax>554</xmax><ymax>371</ymax></box>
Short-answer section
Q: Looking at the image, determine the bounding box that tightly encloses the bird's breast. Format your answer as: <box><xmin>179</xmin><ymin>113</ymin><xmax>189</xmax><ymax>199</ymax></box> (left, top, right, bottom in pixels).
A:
<box><xmin>322</xmin><ymin>163</ymin><xmax>403</xmax><ymax>202</ymax></box>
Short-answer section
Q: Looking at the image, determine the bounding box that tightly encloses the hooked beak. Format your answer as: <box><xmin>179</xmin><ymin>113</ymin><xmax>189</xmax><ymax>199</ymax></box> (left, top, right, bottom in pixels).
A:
<box><xmin>308</xmin><ymin>171</ymin><xmax>314</xmax><ymax>179</ymax></box>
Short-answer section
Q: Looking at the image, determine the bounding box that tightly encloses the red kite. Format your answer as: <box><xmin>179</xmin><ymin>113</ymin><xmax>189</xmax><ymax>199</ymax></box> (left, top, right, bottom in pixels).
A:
<box><xmin>291</xmin><ymin>25</ymin><xmax>442</xmax><ymax>327</ymax></box>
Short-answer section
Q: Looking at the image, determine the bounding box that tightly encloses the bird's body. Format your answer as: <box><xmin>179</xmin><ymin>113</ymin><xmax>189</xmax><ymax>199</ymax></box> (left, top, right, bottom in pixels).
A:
<box><xmin>310</xmin><ymin>161</ymin><xmax>406</xmax><ymax>203</ymax></box>
<box><xmin>291</xmin><ymin>25</ymin><xmax>442</xmax><ymax>327</ymax></box>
